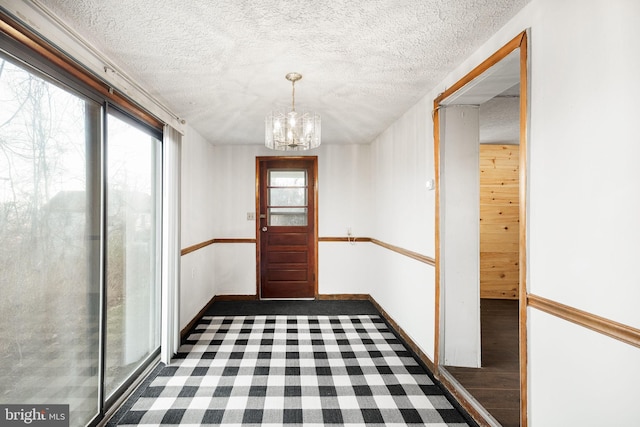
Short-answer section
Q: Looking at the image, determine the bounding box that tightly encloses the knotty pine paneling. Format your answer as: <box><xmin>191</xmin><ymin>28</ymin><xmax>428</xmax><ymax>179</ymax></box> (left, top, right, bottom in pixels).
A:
<box><xmin>480</xmin><ymin>145</ymin><xmax>519</xmax><ymax>299</ymax></box>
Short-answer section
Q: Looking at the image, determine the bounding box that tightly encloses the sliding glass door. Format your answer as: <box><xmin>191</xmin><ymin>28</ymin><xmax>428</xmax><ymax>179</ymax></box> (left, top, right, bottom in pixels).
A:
<box><xmin>0</xmin><ymin>50</ymin><xmax>162</xmax><ymax>426</ymax></box>
<box><xmin>105</xmin><ymin>112</ymin><xmax>161</xmax><ymax>398</ymax></box>
<box><xmin>0</xmin><ymin>56</ymin><xmax>102</xmax><ymax>426</ymax></box>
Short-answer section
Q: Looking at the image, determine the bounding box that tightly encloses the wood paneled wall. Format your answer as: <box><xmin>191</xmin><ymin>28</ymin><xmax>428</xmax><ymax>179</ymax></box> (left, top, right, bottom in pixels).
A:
<box><xmin>480</xmin><ymin>144</ymin><xmax>519</xmax><ymax>299</ymax></box>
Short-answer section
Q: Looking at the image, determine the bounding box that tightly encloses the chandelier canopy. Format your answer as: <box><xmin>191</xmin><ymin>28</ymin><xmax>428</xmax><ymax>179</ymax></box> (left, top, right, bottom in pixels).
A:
<box><xmin>265</xmin><ymin>73</ymin><xmax>321</xmax><ymax>151</ymax></box>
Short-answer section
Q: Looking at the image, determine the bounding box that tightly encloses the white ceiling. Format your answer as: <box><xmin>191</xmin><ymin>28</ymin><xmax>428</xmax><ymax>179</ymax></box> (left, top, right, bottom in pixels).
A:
<box><xmin>38</xmin><ymin>0</ymin><xmax>530</xmax><ymax>145</ymax></box>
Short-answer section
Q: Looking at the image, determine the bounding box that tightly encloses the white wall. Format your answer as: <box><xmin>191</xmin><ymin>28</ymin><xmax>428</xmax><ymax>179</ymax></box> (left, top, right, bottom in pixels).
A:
<box><xmin>179</xmin><ymin>126</ymin><xmax>217</xmax><ymax>328</ymax></box>
<box><xmin>527</xmin><ymin>0</ymin><xmax>640</xmax><ymax>327</ymax></box>
<box><xmin>207</xmin><ymin>143</ymin><xmax>373</xmax><ymax>297</ymax></box>
<box><xmin>210</xmin><ymin>145</ymin><xmax>265</xmax><ymax>238</ymax></box>
<box><xmin>525</xmin><ymin>1</ymin><xmax>640</xmax><ymax>424</ymax></box>
<box><xmin>528</xmin><ymin>309</ymin><xmax>640</xmax><ymax>427</ymax></box>
<box><xmin>182</xmin><ymin>127</ymin><xmax>217</xmax><ymax>246</ymax></box>
<box><xmin>318</xmin><ymin>242</ymin><xmax>377</xmax><ymax>296</ymax></box>
<box><xmin>365</xmin><ymin>93</ymin><xmax>437</xmax><ymax>361</ymax></box>
<box><xmin>210</xmin><ymin>143</ymin><xmax>373</xmax><ymax>238</ymax></box>
<box><xmin>317</xmin><ymin>144</ymin><xmax>373</xmax><ymax>237</ymax></box>
<box><xmin>370</xmin><ymin>100</ymin><xmax>434</xmax><ymax>255</ymax></box>
<box><xmin>179</xmin><ymin>245</ymin><xmax>216</xmax><ymax>329</ymax></box>
<box><xmin>368</xmin><ymin>244</ymin><xmax>437</xmax><ymax>362</ymax></box>
<box><xmin>212</xmin><ymin>243</ymin><xmax>256</xmax><ymax>295</ymax></box>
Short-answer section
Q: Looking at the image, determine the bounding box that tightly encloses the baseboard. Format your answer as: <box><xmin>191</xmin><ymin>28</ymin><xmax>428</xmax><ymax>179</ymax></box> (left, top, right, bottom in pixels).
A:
<box><xmin>180</xmin><ymin>294</ymin><xmax>260</xmax><ymax>339</ymax></box>
<box><xmin>366</xmin><ymin>295</ymin><xmax>436</xmax><ymax>374</ymax></box>
<box><xmin>180</xmin><ymin>295</ymin><xmax>217</xmax><ymax>340</ymax></box>
<box><xmin>214</xmin><ymin>294</ymin><xmax>259</xmax><ymax>301</ymax></box>
<box><xmin>316</xmin><ymin>293</ymin><xmax>370</xmax><ymax>300</ymax></box>
<box><xmin>367</xmin><ymin>295</ymin><xmax>485</xmax><ymax>427</ymax></box>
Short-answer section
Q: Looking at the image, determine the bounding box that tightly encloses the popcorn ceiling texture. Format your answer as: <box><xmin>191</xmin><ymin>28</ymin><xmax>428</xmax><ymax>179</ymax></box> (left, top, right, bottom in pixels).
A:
<box><xmin>39</xmin><ymin>0</ymin><xmax>529</xmax><ymax>145</ymax></box>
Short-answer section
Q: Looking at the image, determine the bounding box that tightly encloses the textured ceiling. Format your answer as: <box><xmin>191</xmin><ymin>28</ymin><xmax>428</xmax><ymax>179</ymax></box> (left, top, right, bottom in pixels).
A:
<box><xmin>38</xmin><ymin>0</ymin><xmax>529</xmax><ymax>145</ymax></box>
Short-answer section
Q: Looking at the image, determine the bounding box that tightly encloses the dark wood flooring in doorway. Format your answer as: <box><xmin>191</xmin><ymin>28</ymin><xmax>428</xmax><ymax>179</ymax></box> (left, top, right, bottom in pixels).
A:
<box><xmin>444</xmin><ymin>299</ymin><xmax>520</xmax><ymax>427</ymax></box>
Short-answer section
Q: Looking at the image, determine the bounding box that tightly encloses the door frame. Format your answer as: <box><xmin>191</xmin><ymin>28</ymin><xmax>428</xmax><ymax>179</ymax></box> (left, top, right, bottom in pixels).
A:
<box><xmin>255</xmin><ymin>156</ymin><xmax>319</xmax><ymax>299</ymax></box>
<box><xmin>433</xmin><ymin>30</ymin><xmax>529</xmax><ymax>426</ymax></box>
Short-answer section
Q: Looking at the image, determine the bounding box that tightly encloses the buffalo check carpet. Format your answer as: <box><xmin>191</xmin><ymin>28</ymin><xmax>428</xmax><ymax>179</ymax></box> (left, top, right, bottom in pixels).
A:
<box><xmin>111</xmin><ymin>314</ymin><xmax>473</xmax><ymax>426</ymax></box>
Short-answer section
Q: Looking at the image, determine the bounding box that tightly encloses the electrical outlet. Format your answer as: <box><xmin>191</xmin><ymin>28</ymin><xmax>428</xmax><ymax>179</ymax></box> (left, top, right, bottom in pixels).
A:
<box><xmin>247</xmin><ymin>212</ymin><xmax>255</xmax><ymax>220</ymax></box>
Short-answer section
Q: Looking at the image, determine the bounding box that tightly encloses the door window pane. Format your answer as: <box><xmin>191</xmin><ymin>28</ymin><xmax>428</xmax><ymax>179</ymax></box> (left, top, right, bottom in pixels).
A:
<box><xmin>267</xmin><ymin>169</ymin><xmax>308</xmax><ymax>226</ymax></box>
<box><xmin>269</xmin><ymin>170</ymin><xmax>305</xmax><ymax>186</ymax></box>
<box><xmin>105</xmin><ymin>113</ymin><xmax>161</xmax><ymax>397</ymax></box>
<box><xmin>268</xmin><ymin>188</ymin><xmax>307</xmax><ymax>206</ymax></box>
<box><xmin>0</xmin><ymin>58</ymin><xmax>101</xmax><ymax>426</ymax></box>
<box><xmin>269</xmin><ymin>207</ymin><xmax>308</xmax><ymax>226</ymax></box>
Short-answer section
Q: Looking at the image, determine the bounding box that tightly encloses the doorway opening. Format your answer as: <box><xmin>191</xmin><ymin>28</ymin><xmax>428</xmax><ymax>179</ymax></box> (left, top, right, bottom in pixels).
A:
<box><xmin>256</xmin><ymin>156</ymin><xmax>318</xmax><ymax>299</ymax></box>
<box><xmin>434</xmin><ymin>31</ymin><xmax>528</xmax><ymax>427</ymax></box>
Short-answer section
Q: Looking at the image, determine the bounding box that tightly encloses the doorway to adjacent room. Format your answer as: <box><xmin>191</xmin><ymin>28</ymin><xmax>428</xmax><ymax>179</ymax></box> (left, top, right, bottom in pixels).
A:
<box><xmin>434</xmin><ymin>31</ymin><xmax>528</xmax><ymax>427</ymax></box>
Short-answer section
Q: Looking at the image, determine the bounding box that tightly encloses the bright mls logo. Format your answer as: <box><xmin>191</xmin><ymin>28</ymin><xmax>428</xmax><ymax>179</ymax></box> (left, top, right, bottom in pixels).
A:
<box><xmin>1</xmin><ymin>405</ymin><xmax>69</xmax><ymax>427</ymax></box>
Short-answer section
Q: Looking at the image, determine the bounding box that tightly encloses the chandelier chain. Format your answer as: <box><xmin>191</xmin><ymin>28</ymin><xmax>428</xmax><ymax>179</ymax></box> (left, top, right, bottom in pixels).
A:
<box><xmin>291</xmin><ymin>80</ymin><xmax>296</xmax><ymax>112</ymax></box>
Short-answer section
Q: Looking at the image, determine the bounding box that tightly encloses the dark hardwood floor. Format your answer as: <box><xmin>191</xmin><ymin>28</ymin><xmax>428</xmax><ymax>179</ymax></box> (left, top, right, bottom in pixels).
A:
<box><xmin>445</xmin><ymin>299</ymin><xmax>520</xmax><ymax>427</ymax></box>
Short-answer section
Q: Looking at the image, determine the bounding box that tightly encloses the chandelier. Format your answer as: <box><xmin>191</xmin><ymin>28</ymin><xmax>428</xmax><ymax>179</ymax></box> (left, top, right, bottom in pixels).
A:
<box><xmin>265</xmin><ymin>72</ymin><xmax>321</xmax><ymax>151</ymax></box>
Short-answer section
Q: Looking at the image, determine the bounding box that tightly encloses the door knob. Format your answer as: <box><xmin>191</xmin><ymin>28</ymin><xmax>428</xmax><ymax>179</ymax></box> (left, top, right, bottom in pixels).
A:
<box><xmin>262</xmin><ymin>227</ymin><xmax>268</xmax><ymax>232</ymax></box>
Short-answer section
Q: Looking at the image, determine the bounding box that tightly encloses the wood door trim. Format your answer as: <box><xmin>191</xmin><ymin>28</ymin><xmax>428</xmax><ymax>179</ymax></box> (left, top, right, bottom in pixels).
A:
<box><xmin>528</xmin><ymin>294</ymin><xmax>640</xmax><ymax>349</ymax></box>
<box><xmin>433</xmin><ymin>90</ymin><xmax>442</xmax><ymax>372</ymax></box>
<box><xmin>434</xmin><ymin>31</ymin><xmax>527</xmax><ymax>105</ymax></box>
<box><xmin>256</xmin><ymin>156</ymin><xmax>318</xmax><ymax>299</ymax></box>
<box><xmin>518</xmin><ymin>30</ymin><xmax>529</xmax><ymax>427</ymax></box>
<box><xmin>433</xmin><ymin>30</ymin><xmax>529</xmax><ymax>427</ymax></box>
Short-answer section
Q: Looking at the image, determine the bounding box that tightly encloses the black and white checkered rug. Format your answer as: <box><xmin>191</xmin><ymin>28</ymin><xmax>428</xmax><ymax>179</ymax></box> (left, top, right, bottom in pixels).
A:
<box><xmin>114</xmin><ymin>315</ymin><xmax>471</xmax><ymax>426</ymax></box>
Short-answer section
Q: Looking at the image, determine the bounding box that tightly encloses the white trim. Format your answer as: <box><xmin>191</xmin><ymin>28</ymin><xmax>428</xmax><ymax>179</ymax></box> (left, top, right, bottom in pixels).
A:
<box><xmin>161</xmin><ymin>125</ymin><xmax>181</xmax><ymax>364</ymax></box>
